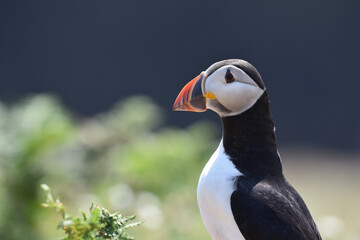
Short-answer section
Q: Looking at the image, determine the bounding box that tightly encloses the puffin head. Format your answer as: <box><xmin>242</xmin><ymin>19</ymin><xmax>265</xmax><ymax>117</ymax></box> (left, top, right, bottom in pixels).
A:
<box><xmin>173</xmin><ymin>59</ymin><xmax>266</xmax><ymax>117</ymax></box>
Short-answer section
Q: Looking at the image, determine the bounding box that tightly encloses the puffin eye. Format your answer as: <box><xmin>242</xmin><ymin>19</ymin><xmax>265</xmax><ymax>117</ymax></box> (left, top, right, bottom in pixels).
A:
<box><xmin>225</xmin><ymin>70</ymin><xmax>235</xmax><ymax>83</ymax></box>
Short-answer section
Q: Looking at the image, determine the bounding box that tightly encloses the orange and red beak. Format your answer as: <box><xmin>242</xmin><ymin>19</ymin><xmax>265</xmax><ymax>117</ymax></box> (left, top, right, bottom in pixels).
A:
<box><xmin>173</xmin><ymin>72</ymin><xmax>207</xmax><ymax>112</ymax></box>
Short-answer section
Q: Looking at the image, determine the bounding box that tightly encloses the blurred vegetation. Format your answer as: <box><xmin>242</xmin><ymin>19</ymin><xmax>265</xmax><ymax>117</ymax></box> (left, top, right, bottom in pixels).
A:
<box><xmin>0</xmin><ymin>94</ymin><xmax>359</xmax><ymax>240</ymax></box>
<box><xmin>41</xmin><ymin>184</ymin><xmax>141</xmax><ymax>240</ymax></box>
<box><xmin>0</xmin><ymin>94</ymin><xmax>215</xmax><ymax>240</ymax></box>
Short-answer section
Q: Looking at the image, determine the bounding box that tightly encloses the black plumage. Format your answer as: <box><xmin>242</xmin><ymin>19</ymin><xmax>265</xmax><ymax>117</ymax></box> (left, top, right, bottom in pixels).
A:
<box><xmin>218</xmin><ymin>68</ymin><xmax>321</xmax><ymax>240</ymax></box>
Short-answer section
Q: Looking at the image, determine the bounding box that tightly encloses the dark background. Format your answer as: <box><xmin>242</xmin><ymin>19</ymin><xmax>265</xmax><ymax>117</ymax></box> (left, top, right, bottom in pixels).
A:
<box><xmin>1</xmin><ymin>0</ymin><xmax>359</xmax><ymax>151</ymax></box>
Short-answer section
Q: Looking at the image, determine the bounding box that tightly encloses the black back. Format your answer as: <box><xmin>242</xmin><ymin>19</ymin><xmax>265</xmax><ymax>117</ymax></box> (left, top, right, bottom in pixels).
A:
<box><xmin>221</xmin><ymin>89</ymin><xmax>321</xmax><ymax>239</ymax></box>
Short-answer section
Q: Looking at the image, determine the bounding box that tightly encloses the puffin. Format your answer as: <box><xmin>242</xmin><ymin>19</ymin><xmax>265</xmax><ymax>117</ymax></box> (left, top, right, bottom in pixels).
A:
<box><xmin>173</xmin><ymin>59</ymin><xmax>322</xmax><ymax>240</ymax></box>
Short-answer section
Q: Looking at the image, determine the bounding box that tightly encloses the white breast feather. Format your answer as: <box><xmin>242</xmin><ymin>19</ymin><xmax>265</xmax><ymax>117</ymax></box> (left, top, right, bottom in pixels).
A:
<box><xmin>197</xmin><ymin>140</ymin><xmax>245</xmax><ymax>240</ymax></box>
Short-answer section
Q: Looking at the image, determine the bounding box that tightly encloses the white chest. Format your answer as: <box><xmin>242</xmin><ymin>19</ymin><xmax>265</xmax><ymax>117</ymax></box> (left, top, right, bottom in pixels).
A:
<box><xmin>197</xmin><ymin>141</ymin><xmax>245</xmax><ymax>240</ymax></box>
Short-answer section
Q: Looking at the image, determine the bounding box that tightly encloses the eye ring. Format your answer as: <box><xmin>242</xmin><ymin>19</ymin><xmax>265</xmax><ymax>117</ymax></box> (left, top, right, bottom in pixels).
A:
<box><xmin>225</xmin><ymin>70</ymin><xmax>235</xmax><ymax>83</ymax></box>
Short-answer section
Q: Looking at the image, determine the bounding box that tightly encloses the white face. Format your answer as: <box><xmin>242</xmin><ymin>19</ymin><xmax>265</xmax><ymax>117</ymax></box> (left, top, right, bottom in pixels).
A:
<box><xmin>204</xmin><ymin>65</ymin><xmax>265</xmax><ymax>117</ymax></box>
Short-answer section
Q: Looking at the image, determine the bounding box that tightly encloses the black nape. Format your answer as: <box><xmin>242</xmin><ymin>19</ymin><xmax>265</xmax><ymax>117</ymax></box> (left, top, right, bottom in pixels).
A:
<box><xmin>221</xmin><ymin>92</ymin><xmax>281</xmax><ymax>178</ymax></box>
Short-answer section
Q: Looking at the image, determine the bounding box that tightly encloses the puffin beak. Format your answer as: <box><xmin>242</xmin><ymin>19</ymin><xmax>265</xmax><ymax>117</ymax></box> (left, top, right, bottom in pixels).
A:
<box><xmin>173</xmin><ymin>72</ymin><xmax>207</xmax><ymax>112</ymax></box>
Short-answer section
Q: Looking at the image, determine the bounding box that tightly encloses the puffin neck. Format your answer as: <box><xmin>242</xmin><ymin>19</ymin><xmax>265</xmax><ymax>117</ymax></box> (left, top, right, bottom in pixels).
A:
<box><xmin>221</xmin><ymin>92</ymin><xmax>282</xmax><ymax>178</ymax></box>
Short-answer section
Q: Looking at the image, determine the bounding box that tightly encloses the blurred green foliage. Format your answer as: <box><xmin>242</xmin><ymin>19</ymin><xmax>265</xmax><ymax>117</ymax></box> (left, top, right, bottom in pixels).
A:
<box><xmin>41</xmin><ymin>184</ymin><xmax>141</xmax><ymax>240</ymax></box>
<box><xmin>0</xmin><ymin>94</ymin><xmax>216</xmax><ymax>240</ymax></box>
<box><xmin>0</xmin><ymin>94</ymin><xmax>358</xmax><ymax>240</ymax></box>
